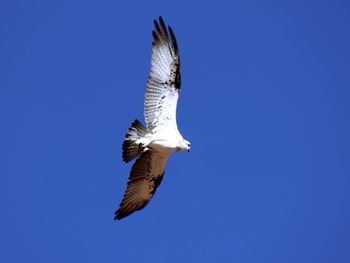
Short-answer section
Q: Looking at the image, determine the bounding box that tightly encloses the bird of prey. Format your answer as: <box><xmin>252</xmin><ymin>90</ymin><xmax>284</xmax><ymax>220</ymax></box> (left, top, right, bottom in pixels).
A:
<box><xmin>114</xmin><ymin>17</ymin><xmax>190</xmax><ymax>220</ymax></box>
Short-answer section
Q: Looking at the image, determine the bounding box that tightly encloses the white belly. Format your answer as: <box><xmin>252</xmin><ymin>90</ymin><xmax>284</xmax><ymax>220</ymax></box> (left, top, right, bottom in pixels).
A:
<box><xmin>149</xmin><ymin>128</ymin><xmax>182</xmax><ymax>151</ymax></box>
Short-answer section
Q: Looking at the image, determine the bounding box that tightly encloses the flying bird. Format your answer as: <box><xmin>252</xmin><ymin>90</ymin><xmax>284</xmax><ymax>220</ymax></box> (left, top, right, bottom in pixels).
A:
<box><xmin>114</xmin><ymin>17</ymin><xmax>190</xmax><ymax>220</ymax></box>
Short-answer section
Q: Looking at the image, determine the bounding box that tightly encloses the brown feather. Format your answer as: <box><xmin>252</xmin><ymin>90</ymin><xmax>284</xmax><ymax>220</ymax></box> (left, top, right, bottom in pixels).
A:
<box><xmin>115</xmin><ymin>150</ymin><xmax>166</xmax><ymax>220</ymax></box>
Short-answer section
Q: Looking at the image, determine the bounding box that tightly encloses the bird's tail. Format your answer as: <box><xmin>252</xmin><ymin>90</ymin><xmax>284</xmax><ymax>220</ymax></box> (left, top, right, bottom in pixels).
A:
<box><xmin>122</xmin><ymin>119</ymin><xmax>148</xmax><ymax>163</ymax></box>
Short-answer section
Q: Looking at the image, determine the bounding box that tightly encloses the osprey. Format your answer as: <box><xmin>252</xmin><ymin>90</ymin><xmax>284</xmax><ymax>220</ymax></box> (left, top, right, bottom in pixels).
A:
<box><xmin>114</xmin><ymin>17</ymin><xmax>190</xmax><ymax>220</ymax></box>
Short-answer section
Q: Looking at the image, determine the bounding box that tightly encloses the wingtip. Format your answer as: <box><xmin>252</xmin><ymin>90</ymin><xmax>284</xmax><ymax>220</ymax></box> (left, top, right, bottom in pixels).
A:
<box><xmin>159</xmin><ymin>16</ymin><xmax>165</xmax><ymax>24</ymax></box>
<box><xmin>114</xmin><ymin>216</ymin><xmax>122</xmax><ymax>220</ymax></box>
<box><xmin>152</xmin><ymin>30</ymin><xmax>158</xmax><ymax>42</ymax></box>
<box><xmin>168</xmin><ymin>26</ymin><xmax>178</xmax><ymax>53</ymax></box>
<box><xmin>114</xmin><ymin>208</ymin><xmax>133</xmax><ymax>220</ymax></box>
<box><xmin>114</xmin><ymin>215</ymin><xmax>122</xmax><ymax>220</ymax></box>
<box><xmin>114</xmin><ymin>209</ymin><xmax>123</xmax><ymax>220</ymax></box>
<box><xmin>153</xmin><ymin>19</ymin><xmax>158</xmax><ymax>27</ymax></box>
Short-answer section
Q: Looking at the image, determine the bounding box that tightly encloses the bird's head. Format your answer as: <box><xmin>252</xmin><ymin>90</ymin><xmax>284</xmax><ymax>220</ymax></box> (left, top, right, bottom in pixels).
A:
<box><xmin>182</xmin><ymin>139</ymin><xmax>191</xmax><ymax>152</ymax></box>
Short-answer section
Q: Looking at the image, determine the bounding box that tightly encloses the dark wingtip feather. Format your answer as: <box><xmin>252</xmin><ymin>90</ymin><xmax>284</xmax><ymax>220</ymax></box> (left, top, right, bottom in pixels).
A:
<box><xmin>114</xmin><ymin>209</ymin><xmax>127</xmax><ymax>220</ymax></box>
<box><xmin>168</xmin><ymin>26</ymin><xmax>178</xmax><ymax>55</ymax></box>
<box><xmin>114</xmin><ymin>206</ymin><xmax>131</xmax><ymax>220</ymax></box>
<box><xmin>154</xmin><ymin>19</ymin><xmax>161</xmax><ymax>35</ymax></box>
<box><xmin>153</xmin><ymin>16</ymin><xmax>171</xmax><ymax>45</ymax></box>
<box><xmin>158</xmin><ymin>17</ymin><xmax>167</xmax><ymax>35</ymax></box>
<box><xmin>114</xmin><ymin>211</ymin><xmax>124</xmax><ymax>220</ymax></box>
<box><xmin>115</xmin><ymin>201</ymin><xmax>148</xmax><ymax>220</ymax></box>
<box><xmin>152</xmin><ymin>30</ymin><xmax>159</xmax><ymax>42</ymax></box>
<box><xmin>114</xmin><ymin>210</ymin><xmax>120</xmax><ymax>220</ymax></box>
<box><xmin>152</xmin><ymin>17</ymin><xmax>180</xmax><ymax>59</ymax></box>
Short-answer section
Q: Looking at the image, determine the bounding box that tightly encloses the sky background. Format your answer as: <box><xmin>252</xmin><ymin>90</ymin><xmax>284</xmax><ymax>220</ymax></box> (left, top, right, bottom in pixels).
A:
<box><xmin>1</xmin><ymin>0</ymin><xmax>350</xmax><ymax>262</ymax></box>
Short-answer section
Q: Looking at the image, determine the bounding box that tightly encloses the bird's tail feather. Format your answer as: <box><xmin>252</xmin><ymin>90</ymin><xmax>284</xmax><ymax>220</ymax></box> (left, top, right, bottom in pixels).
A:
<box><xmin>122</xmin><ymin>119</ymin><xmax>148</xmax><ymax>163</ymax></box>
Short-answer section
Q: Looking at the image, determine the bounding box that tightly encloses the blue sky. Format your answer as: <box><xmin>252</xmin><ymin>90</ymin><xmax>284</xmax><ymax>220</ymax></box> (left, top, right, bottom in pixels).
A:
<box><xmin>1</xmin><ymin>0</ymin><xmax>350</xmax><ymax>262</ymax></box>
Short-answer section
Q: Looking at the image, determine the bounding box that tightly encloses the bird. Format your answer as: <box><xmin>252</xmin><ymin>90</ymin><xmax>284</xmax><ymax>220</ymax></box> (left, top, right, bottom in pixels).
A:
<box><xmin>114</xmin><ymin>17</ymin><xmax>191</xmax><ymax>220</ymax></box>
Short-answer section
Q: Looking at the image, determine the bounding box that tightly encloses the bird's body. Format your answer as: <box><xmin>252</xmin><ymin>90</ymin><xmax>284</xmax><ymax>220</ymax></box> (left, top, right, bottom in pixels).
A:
<box><xmin>114</xmin><ymin>17</ymin><xmax>190</xmax><ymax>220</ymax></box>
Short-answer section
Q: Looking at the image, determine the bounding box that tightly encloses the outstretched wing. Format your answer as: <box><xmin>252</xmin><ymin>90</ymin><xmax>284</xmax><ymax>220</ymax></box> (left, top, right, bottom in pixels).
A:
<box><xmin>114</xmin><ymin>150</ymin><xmax>170</xmax><ymax>220</ymax></box>
<box><xmin>145</xmin><ymin>16</ymin><xmax>181</xmax><ymax>132</ymax></box>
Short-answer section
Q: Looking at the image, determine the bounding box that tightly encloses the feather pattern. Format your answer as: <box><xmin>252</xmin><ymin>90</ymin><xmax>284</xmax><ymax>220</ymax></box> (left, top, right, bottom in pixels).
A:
<box><xmin>145</xmin><ymin>16</ymin><xmax>181</xmax><ymax>132</ymax></box>
<box><xmin>115</xmin><ymin>150</ymin><xmax>170</xmax><ymax>220</ymax></box>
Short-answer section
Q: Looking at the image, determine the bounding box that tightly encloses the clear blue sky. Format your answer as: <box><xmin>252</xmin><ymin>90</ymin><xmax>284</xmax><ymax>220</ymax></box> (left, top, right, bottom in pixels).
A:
<box><xmin>1</xmin><ymin>0</ymin><xmax>350</xmax><ymax>262</ymax></box>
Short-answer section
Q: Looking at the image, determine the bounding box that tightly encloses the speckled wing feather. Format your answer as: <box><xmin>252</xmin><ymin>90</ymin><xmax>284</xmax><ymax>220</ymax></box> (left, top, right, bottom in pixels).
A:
<box><xmin>114</xmin><ymin>150</ymin><xmax>170</xmax><ymax>220</ymax></box>
<box><xmin>144</xmin><ymin>16</ymin><xmax>181</xmax><ymax>132</ymax></box>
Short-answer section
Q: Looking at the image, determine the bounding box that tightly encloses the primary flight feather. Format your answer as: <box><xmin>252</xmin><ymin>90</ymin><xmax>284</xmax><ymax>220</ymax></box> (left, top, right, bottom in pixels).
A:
<box><xmin>114</xmin><ymin>17</ymin><xmax>190</xmax><ymax>220</ymax></box>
